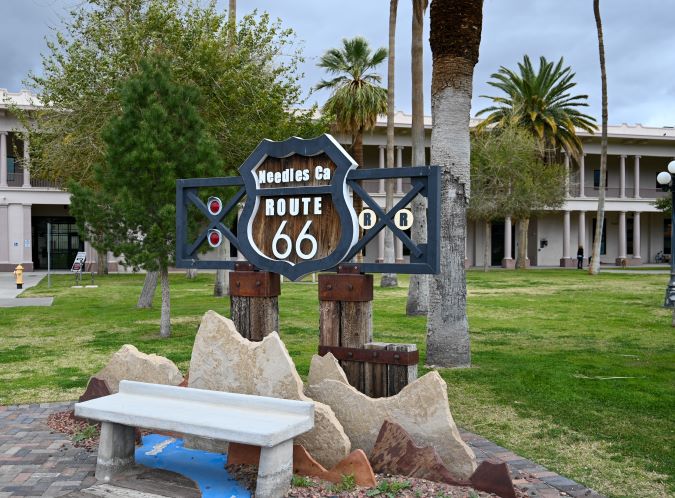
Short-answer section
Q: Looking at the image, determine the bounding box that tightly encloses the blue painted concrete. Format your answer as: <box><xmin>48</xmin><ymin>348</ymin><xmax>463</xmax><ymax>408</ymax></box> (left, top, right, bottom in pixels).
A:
<box><xmin>135</xmin><ymin>434</ymin><xmax>251</xmax><ymax>498</ymax></box>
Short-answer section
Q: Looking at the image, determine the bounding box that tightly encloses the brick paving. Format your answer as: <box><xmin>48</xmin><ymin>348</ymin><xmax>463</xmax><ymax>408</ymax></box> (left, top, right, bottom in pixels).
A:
<box><xmin>0</xmin><ymin>402</ymin><xmax>605</xmax><ymax>497</ymax></box>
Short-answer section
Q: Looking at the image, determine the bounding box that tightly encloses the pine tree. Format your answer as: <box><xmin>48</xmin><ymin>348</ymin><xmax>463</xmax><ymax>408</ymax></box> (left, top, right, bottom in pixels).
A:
<box><xmin>71</xmin><ymin>55</ymin><xmax>222</xmax><ymax>337</ymax></box>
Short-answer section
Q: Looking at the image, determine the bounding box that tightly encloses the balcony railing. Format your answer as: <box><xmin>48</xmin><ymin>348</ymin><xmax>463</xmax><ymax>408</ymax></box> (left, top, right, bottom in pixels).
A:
<box><xmin>5</xmin><ymin>171</ymin><xmax>62</xmax><ymax>190</ymax></box>
<box><xmin>568</xmin><ymin>185</ymin><xmax>668</xmax><ymax>199</ymax></box>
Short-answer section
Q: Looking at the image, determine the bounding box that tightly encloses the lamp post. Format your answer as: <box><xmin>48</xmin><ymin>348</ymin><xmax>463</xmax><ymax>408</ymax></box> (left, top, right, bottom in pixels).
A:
<box><xmin>656</xmin><ymin>160</ymin><xmax>675</xmax><ymax>315</ymax></box>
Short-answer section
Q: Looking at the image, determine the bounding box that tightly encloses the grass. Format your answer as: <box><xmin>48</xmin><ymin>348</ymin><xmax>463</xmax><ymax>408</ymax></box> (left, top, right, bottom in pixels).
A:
<box><xmin>0</xmin><ymin>270</ymin><xmax>673</xmax><ymax>497</ymax></box>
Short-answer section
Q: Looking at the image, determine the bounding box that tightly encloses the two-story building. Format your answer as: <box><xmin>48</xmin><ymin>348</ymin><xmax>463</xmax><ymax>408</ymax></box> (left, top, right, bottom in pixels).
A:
<box><xmin>2</xmin><ymin>89</ymin><xmax>674</xmax><ymax>272</ymax></box>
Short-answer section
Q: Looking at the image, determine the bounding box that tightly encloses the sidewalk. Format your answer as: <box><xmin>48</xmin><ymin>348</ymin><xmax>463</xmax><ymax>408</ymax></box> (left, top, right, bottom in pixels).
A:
<box><xmin>0</xmin><ymin>272</ymin><xmax>53</xmax><ymax>307</ymax></box>
<box><xmin>0</xmin><ymin>402</ymin><xmax>606</xmax><ymax>498</ymax></box>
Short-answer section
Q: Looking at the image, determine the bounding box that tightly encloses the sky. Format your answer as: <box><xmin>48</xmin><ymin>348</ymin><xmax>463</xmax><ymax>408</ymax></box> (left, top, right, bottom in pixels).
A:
<box><xmin>2</xmin><ymin>0</ymin><xmax>675</xmax><ymax>126</ymax></box>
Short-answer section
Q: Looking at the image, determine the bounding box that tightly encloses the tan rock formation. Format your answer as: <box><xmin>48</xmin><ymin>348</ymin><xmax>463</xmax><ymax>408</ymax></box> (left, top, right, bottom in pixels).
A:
<box><xmin>307</xmin><ymin>371</ymin><xmax>477</xmax><ymax>481</ymax></box>
<box><xmin>95</xmin><ymin>344</ymin><xmax>183</xmax><ymax>393</ymax></box>
<box><xmin>306</xmin><ymin>352</ymin><xmax>349</xmax><ymax>387</ymax></box>
<box><xmin>188</xmin><ymin>310</ymin><xmax>350</xmax><ymax>468</ymax></box>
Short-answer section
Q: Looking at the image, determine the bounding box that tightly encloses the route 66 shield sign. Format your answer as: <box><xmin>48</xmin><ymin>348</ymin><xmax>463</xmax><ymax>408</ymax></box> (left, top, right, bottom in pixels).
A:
<box><xmin>237</xmin><ymin>134</ymin><xmax>359</xmax><ymax>280</ymax></box>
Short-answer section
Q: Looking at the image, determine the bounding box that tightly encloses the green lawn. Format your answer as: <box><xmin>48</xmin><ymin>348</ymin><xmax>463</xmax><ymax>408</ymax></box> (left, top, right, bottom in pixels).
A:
<box><xmin>1</xmin><ymin>270</ymin><xmax>673</xmax><ymax>497</ymax></box>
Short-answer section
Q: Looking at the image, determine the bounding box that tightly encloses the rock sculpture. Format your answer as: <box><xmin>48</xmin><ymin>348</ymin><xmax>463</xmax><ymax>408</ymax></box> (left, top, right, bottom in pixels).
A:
<box><xmin>188</xmin><ymin>310</ymin><xmax>350</xmax><ymax>468</ymax></box>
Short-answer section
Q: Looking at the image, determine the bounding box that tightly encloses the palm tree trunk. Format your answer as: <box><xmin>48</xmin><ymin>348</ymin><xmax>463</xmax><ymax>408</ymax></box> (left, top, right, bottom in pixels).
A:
<box><xmin>406</xmin><ymin>0</ymin><xmax>430</xmax><ymax>314</ymax></box>
<box><xmin>228</xmin><ymin>0</ymin><xmax>236</xmax><ymax>46</ymax></box>
<box><xmin>381</xmin><ymin>0</ymin><xmax>399</xmax><ymax>288</ymax></box>
<box><xmin>159</xmin><ymin>265</ymin><xmax>171</xmax><ymax>338</ymax></box>
<box><xmin>137</xmin><ymin>270</ymin><xmax>158</xmax><ymax>308</ymax></box>
<box><xmin>589</xmin><ymin>0</ymin><xmax>607</xmax><ymax>276</ymax></box>
<box><xmin>426</xmin><ymin>0</ymin><xmax>483</xmax><ymax>368</ymax></box>
<box><xmin>214</xmin><ymin>243</ymin><xmax>229</xmax><ymax>297</ymax></box>
<box><xmin>516</xmin><ymin>218</ymin><xmax>529</xmax><ymax>269</ymax></box>
<box><xmin>353</xmin><ymin>129</ymin><xmax>365</xmax><ymax>263</ymax></box>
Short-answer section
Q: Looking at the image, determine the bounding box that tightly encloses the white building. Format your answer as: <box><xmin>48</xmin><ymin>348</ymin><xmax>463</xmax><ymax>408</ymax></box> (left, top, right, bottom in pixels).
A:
<box><xmin>2</xmin><ymin>89</ymin><xmax>674</xmax><ymax>272</ymax></box>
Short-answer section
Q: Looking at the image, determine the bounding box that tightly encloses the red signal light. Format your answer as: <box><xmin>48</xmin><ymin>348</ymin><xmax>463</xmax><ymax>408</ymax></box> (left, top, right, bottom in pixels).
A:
<box><xmin>208</xmin><ymin>229</ymin><xmax>223</xmax><ymax>248</ymax></box>
<box><xmin>207</xmin><ymin>196</ymin><xmax>222</xmax><ymax>216</ymax></box>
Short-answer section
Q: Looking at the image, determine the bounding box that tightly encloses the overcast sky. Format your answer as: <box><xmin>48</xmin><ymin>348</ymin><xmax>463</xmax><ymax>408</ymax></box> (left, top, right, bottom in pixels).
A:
<box><xmin>3</xmin><ymin>0</ymin><xmax>674</xmax><ymax>126</ymax></box>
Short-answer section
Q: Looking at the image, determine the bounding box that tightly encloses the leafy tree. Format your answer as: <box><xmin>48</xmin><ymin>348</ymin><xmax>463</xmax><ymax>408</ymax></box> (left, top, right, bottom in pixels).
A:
<box><xmin>27</xmin><ymin>0</ymin><xmax>324</xmax><ymax>302</ymax></box>
<box><xmin>381</xmin><ymin>0</ymin><xmax>399</xmax><ymax>288</ymax></box>
<box><xmin>590</xmin><ymin>0</ymin><xmax>608</xmax><ymax>277</ymax></box>
<box><xmin>406</xmin><ymin>0</ymin><xmax>430</xmax><ymax>315</ymax></box>
<box><xmin>426</xmin><ymin>0</ymin><xmax>483</xmax><ymax>368</ymax></box>
<box><xmin>469</xmin><ymin>126</ymin><xmax>567</xmax><ymax>271</ymax></box>
<box><xmin>476</xmin><ymin>55</ymin><xmax>596</xmax><ymax>160</ymax></box>
<box><xmin>71</xmin><ymin>56</ymin><xmax>222</xmax><ymax>338</ymax></box>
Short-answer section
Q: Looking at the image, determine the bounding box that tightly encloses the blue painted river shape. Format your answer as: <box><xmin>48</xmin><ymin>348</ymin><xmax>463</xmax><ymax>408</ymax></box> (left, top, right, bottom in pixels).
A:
<box><xmin>135</xmin><ymin>434</ymin><xmax>251</xmax><ymax>498</ymax></box>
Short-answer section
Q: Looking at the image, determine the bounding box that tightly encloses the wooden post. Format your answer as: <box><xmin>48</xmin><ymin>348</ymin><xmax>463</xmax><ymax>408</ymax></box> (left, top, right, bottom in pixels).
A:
<box><xmin>229</xmin><ymin>262</ymin><xmax>280</xmax><ymax>341</ymax></box>
<box><xmin>318</xmin><ymin>265</ymin><xmax>373</xmax><ymax>391</ymax></box>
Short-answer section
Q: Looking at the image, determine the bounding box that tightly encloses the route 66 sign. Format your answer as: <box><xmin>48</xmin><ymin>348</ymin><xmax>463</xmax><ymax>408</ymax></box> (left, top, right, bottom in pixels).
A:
<box><xmin>237</xmin><ymin>134</ymin><xmax>359</xmax><ymax>280</ymax></box>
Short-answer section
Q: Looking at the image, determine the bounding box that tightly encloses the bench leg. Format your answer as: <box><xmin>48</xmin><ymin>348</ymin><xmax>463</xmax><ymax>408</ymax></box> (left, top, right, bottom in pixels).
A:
<box><xmin>95</xmin><ymin>422</ymin><xmax>136</xmax><ymax>482</ymax></box>
<box><xmin>256</xmin><ymin>439</ymin><xmax>293</xmax><ymax>498</ymax></box>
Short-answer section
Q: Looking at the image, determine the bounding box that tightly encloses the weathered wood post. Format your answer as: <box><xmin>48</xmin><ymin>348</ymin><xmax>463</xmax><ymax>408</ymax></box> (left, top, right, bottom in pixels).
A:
<box><xmin>318</xmin><ymin>264</ymin><xmax>373</xmax><ymax>391</ymax></box>
<box><xmin>229</xmin><ymin>262</ymin><xmax>280</xmax><ymax>341</ymax></box>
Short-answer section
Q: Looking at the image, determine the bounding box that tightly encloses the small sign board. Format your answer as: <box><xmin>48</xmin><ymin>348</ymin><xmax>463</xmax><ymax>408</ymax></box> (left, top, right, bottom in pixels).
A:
<box><xmin>71</xmin><ymin>252</ymin><xmax>87</xmax><ymax>272</ymax></box>
<box><xmin>237</xmin><ymin>135</ymin><xmax>359</xmax><ymax>280</ymax></box>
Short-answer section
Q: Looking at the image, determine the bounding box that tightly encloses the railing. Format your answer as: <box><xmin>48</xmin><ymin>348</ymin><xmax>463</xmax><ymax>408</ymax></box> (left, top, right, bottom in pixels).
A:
<box><xmin>568</xmin><ymin>184</ymin><xmax>668</xmax><ymax>199</ymax></box>
<box><xmin>4</xmin><ymin>170</ymin><xmax>62</xmax><ymax>190</ymax></box>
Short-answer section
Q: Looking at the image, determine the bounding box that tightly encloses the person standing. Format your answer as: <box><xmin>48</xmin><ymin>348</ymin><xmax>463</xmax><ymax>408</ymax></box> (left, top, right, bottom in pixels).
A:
<box><xmin>577</xmin><ymin>246</ymin><xmax>584</xmax><ymax>269</ymax></box>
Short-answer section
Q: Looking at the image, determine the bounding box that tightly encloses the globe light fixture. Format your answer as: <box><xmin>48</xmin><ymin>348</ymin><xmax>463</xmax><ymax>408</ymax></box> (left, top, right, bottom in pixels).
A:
<box><xmin>656</xmin><ymin>160</ymin><xmax>675</xmax><ymax>312</ymax></box>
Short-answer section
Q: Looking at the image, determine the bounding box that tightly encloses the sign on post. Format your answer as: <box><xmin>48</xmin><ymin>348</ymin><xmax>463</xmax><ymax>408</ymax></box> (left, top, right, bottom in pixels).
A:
<box><xmin>237</xmin><ymin>135</ymin><xmax>358</xmax><ymax>280</ymax></box>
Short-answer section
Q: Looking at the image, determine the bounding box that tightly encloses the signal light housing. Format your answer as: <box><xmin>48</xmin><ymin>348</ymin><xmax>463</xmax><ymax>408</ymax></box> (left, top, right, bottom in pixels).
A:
<box><xmin>207</xmin><ymin>196</ymin><xmax>222</xmax><ymax>216</ymax></box>
<box><xmin>208</xmin><ymin>228</ymin><xmax>223</xmax><ymax>248</ymax></box>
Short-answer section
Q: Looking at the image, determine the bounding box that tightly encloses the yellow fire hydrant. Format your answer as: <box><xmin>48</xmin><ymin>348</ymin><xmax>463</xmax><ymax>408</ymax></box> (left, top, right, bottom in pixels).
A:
<box><xmin>14</xmin><ymin>264</ymin><xmax>24</xmax><ymax>290</ymax></box>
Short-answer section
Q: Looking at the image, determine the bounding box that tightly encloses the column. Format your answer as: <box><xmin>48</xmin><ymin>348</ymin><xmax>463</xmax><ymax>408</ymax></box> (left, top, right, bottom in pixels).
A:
<box><xmin>0</xmin><ymin>131</ymin><xmax>7</xmax><ymax>187</ymax></box>
<box><xmin>619</xmin><ymin>155</ymin><xmax>626</xmax><ymax>198</ymax></box>
<box><xmin>395</xmin><ymin>238</ymin><xmax>403</xmax><ymax>263</ymax></box>
<box><xmin>561</xmin><ymin>210</ymin><xmax>571</xmax><ymax>267</ymax></box>
<box><xmin>579</xmin><ymin>153</ymin><xmax>586</xmax><ymax>197</ymax></box>
<box><xmin>578</xmin><ymin>211</ymin><xmax>586</xmax><ymax>253</ymax></box>
<box><xmin>396</xmin><ymin>146</ymin><xmax>403</xmax><ymax>193</ymax></box>
<box><xmin>502</xmin><ymin>216</ymin><xmax>514</xmax><ymax>268</ymax></box>
<box><xmin>23</xmin><ymin>205</ymin><xmax>32</xmax><ymax>267</ymax></box>
<box><xmin>377</xmin><ymin>230</ymin><xmax>384</xmax><ymax>263</ymax></box>
<box><xmin>618</xmin><ymin>211</ymin><xmax>627</xmax><ymax>260</ymax></box>
<box><xmin>564</xmin><ymin>152</ymin><xmax>570</xmax><ymax>196</ymax></box>
<box><xmin>633</xmin><ymin>212</ymin><xmax>641</xmax><ymax>261</ymax></box>
<box><xmin>378</xmin><ymin>145</ymin><xmax>385</xmax><ymax>194</ymax></box>
<box><xmin>22</xmin><ymin>135</ymin><xmax>30</xmax><ymax>188</ymax></box>
<box><xmin>0</xmin><ymin>203</ymin><xmax>8</xmax><ymax>265</ymax></box>
<box><xmin>633</xmin><ymin>155</ymin><xmax>640</xmax><ymax>199</ymax></box>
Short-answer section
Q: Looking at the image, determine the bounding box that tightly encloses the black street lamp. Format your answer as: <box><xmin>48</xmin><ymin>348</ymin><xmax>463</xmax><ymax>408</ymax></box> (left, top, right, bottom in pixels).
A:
<box><xmin>656</xmin><ymin>160</ymin><xmax>675</xmax><ymax>308</ymax></box>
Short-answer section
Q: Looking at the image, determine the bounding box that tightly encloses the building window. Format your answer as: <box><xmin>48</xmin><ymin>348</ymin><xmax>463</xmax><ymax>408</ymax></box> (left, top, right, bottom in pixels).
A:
<box><xmin>627</xmin><ymin>216</ymin><xmax>634</xmax><ymax>255</ymax></box>
<box><xmin>592</xmin><ymin>218</ymin><xmax>606</xmax><ymax>255</ymax></box>
<box><xmin>593</xmin><ymin>169</ymin><xmax>608</xmax><ymax>189</ymax></box>
<box><xmin>665</xmin><ymin>219</ymin><xmax>671</xmax><ymax>255</ymax></box>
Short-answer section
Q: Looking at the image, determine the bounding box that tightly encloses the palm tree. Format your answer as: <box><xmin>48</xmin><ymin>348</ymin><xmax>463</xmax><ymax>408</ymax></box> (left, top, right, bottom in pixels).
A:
<box><xmin>406</xmin><ymin>0</ymin><xmax>430</xmax><ymax>315</ymax></box>
<box><xmin>426</xmin><ymin>0</ymin><xmax>483</xmax><ymax>368</ymax></box>
<box><xmin>590</xmin><ymin>0</ymin><xmax>608</xmax><ymax>277</ymax></box>
<box><xmin>316</xmin><ymin>37</ymin><xmax>387</xmax><ymax>261</ymax></box>
<box><xmin>476</xmin><ymin>55</ymin><xmax>596</xmax><ymax>268</ymax></box>
<box><xmin>476</xmin><ymin>55</ymin><xmax>596</xmax><ymax>160</ymax></box>
<box><xmin>316</xmin><ymin>37</ymin><xmax>387</xmax><ymax>168</ymax></box>
<box><xmin>381</xmin><ymin>0</ymin><xmax>399</xmax><ymax>288</ymax></box>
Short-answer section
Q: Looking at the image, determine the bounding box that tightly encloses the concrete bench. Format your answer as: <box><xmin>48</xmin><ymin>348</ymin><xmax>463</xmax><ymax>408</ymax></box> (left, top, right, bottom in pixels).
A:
<box><xmin>74</xmin><ymin>380</ymin><xmax>314</xmax><ymax>498</ymax></box>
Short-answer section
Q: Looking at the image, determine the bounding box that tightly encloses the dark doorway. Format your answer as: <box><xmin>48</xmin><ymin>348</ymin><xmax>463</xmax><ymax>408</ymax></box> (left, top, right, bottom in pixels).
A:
<box><xmin>490</xmin><ymin>220</ymin><xmax>516</xmax><ymax>266</ymax></box>
<box><xmin>32</xmin><ymin>217</ymin><xmax>84</xmax><ymax>270</ymax></box>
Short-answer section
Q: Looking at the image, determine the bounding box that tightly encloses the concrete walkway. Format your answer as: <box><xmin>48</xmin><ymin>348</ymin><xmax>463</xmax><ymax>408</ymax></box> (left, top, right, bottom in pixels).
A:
<box><xmin>0</xmin><ymin>402</ymin><xmax>606</xmax><ymax>498</ymax></box>
<box><xmin>0</xmin><ymin>272</ymin><xmax>53</xmax><ymax>307</ymax></box>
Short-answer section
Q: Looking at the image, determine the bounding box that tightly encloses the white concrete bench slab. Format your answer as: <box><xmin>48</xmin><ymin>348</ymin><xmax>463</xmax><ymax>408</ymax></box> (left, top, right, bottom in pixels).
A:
<box><xmin>75</xmin><ymin>380</ymin><xmax>314</xmax><ymax>498</ymax></box>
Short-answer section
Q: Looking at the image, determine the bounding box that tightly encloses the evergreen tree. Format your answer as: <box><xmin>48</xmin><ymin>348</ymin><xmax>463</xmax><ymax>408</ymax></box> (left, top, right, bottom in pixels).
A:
<box><xmin>71</xmin><ymin>55</ymin><xmax>222</xmax><ymax>337</ymax></box>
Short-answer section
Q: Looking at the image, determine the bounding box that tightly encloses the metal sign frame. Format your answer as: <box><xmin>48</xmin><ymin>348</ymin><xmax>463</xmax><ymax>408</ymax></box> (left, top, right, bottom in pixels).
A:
<box><xmin>176</xmin><ymin>159</ymin><xmax>440</xmax><ymax>277</ymax></box>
